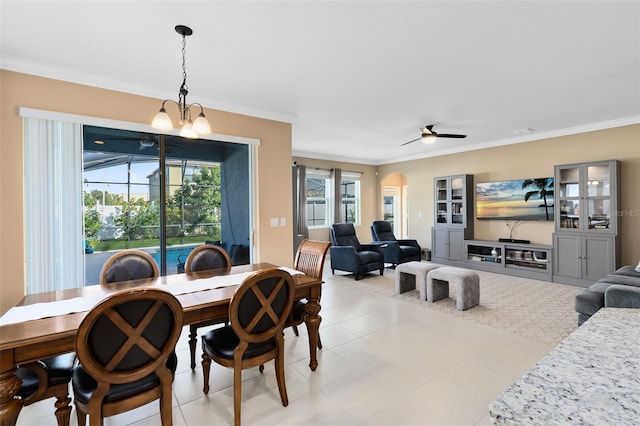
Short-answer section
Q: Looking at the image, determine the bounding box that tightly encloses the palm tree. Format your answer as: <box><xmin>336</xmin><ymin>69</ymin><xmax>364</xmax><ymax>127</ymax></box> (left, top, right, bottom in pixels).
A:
<box><xmin>522</xmin><ymin>178</ymin><xmax>554</xmax><ymax>220</ymax></box>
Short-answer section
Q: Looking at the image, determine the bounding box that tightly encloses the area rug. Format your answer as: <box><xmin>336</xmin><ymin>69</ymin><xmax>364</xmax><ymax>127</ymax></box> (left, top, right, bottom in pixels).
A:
<box><xmin>341</xmin><ymin>264</ymin><xmax>581</xmax><ymax>346</ymax></box>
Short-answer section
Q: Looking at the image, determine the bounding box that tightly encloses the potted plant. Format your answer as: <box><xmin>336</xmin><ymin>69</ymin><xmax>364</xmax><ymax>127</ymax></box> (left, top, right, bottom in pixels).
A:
<box><xmin>85</xmin><ymin>238</ymin><xmax>99</xmax><ymax>254</ymax></box>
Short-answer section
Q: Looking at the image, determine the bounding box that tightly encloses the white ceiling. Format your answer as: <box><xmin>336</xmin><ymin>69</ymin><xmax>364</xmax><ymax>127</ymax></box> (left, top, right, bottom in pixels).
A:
<box><xmin>2</xmin><ymin>1</ymin><xmax>639</xmax><ymax>165</ymax></box>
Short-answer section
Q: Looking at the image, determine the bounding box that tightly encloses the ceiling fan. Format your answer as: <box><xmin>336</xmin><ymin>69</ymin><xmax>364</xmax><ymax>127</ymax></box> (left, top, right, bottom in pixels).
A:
<box><xmin>92</xmin><ymin>135</ymin><xmax>158</xmax><ymax>150</ymax></box>
<box><xmin>401</xmin><ymin>125</ymin><xmax>467</xmax><ymax>146</ymax></box>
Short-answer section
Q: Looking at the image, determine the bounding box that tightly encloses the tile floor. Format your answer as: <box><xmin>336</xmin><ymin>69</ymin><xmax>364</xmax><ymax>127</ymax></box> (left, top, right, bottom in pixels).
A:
<box><xmin>18</xmin><ymin>267</ymin><xmax>562</xmax><ymax>426</ymax></box>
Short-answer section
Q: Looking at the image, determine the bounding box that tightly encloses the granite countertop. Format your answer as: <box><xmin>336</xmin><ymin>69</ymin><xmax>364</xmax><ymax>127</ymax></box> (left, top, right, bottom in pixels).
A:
<box><xmin>489</xmin><ymin>308</ymin><xmax>640</xmax><ymax>425</ymax></box>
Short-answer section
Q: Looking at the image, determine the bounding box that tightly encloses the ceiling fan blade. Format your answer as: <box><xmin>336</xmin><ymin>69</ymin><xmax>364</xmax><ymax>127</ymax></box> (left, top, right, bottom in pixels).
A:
<box><xmin>435</xmin><ymin>133</ymin><xmax>467</xmax><ymax>138</ymax></box>
<box><xmin>400</xmin><ymin>137</ymin><xmax>421</xmax><ymax>146</ymax></box>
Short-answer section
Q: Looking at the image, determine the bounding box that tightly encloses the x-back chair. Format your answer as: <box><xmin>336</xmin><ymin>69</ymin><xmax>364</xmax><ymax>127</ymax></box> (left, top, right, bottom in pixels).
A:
<box><xmin>72</xmin><ymin>287</ymin><xmax>183</xmax><ymax>426</ymax></box>
<box><xmin>201</xmin><ymin>268</ymin><xmax>295</xmax><ymax>426</ymax></box>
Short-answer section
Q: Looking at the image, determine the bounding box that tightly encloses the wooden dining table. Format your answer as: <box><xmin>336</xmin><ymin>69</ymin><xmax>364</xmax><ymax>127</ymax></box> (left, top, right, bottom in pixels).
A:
<box><xmin>0</xmin><ymin>262</ymin><xmax>323</xmax><ymax>426</ymax></box>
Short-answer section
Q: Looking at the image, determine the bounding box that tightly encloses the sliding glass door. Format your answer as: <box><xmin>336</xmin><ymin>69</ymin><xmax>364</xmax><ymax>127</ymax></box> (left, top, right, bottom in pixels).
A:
<box><xmin>82</xmin><ymin>125</ymin><xmax>251</xmax><ymax>284</ymax></box>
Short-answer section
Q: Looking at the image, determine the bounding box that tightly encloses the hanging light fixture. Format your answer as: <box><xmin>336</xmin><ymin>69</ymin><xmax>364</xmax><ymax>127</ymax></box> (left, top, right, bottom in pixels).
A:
<box><xmin>152</xmin><ymin>25</ymin><xmax>211</xmax><ymax>139</ymax></box>
<box><xmin>421</xmin><ymin>134</ymin><xmax>437</xmax><ymax>144</ymax></box>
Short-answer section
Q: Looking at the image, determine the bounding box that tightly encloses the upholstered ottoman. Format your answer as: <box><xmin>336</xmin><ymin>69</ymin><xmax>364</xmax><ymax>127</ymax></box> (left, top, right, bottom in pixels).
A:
<box><xmin>394</xmin><ymin>261</ymin><xmax>439</xmax><ymax>300</ymax></box>
<box><xmin>425</xmin><ymin>267</ymin><xmax>480</xmax><ymax>311</ymax></box>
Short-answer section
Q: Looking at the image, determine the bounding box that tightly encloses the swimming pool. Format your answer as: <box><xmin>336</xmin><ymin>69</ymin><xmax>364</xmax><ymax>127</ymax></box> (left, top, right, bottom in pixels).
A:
<box><xmin>151</xmin><ymin>245</ymin><xmax>199</xmax><ymax>274</ymax></box>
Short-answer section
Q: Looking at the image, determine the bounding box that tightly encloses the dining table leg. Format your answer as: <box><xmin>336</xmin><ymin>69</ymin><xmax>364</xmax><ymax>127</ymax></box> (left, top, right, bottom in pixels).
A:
<box><xmin>304</xmin><ymin>296</ymin><xmax>321</xmax><ymax>371</ymax></box>
<box><xmin>0</xmin><ymin>358</ymin><xmax>22</xmax><ymax>426</ymax></box>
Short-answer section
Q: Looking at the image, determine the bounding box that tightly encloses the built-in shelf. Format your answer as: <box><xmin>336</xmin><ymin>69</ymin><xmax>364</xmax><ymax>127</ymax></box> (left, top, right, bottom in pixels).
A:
<box><xmin>464</xmin><ymin>240</ymin><xmax>552</xmax><ymax>281</ymax></box>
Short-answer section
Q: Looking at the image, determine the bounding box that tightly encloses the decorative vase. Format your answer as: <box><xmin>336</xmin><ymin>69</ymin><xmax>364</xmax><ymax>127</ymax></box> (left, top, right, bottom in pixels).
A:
<box><xmin>491</xmin><ymin>247</ymin><xmax>498</xmax><ymax>257</ymax></box>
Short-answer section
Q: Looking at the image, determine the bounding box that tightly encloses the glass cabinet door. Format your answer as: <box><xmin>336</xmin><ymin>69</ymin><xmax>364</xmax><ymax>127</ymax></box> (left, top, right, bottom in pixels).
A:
<box><xmin>450</xmin><ymin>176</ymin><xmax>464</xmax><ymax>224</ymax></box>
<box><xmin>558</xmin><ymin>166</ymin><xmax>581</xmax><ymax>230</ymax></box>
<box><xmin>556</xmin><ymin>161</ymin><xmax>615</xmax><ymax>233</ymax></box>
<box><xmin>436</xmin><ymin>178</ymin><xmax>448</xmax><ymax>201</ymax></box>
<box><xmin>586</xmin><ymin>164</ymin><xmax>612</xmax><ymax>230</ymax></box>
<box><xmin>434</xmin><ymin>175</ymin><xmax>470</xmax><ymax>228</ymax></box>
<box><xmin>450</xmin><ymin>177</ymin><xmax>464</xmax><ymax>200</ymax></box>
<box><xmin>435</xmin><ymin>178</ymin><xmax>448</xmax><ymax>223</ymax></box>
<box><xmin>436</xmin><ymin>201</ymin><xmax>448</xmax><ymax>224</ymax></box>
<box><xmin>451</xmin><ymin>201</ymin><xmax>464</xmax><ymax>224</ymax></box>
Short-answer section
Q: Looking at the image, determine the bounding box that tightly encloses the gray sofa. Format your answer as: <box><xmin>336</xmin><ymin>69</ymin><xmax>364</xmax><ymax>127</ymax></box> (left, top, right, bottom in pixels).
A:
<box><xmin>574</xmin><ymin>265</ymin><xmax>640</xmax><ymax>325</ymax></box>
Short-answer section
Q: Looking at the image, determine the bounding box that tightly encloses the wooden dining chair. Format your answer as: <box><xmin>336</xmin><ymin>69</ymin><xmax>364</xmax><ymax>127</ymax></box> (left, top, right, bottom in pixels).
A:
<box><xmin>99</xmin><ymin>249</ymin><xmax>159</xmax><ymax>285</ymax></box>
<box><xmin>97</xmin><ymin>248</ymin><xmax>179</xmax><ymax>387</ymax></box>
<box><xmin>72</xmin><ymin>287</ymin><xmax>183</xmax><ymax>426</ymax></box>
<box><xmin>184</xmin><ymin>243</ymin><xmax>232</xmax><ymax>370</ymax></box>
<box><xmin>185</xmin><ymin>243</ymin><xmax>231</xmax><ymax>274</ymax></box>
<box><xmin>15</xmin><ymin>353</ymin><xmax>77</xmax><ymax>426</ymax></box>
<box><xmin>288</xmin><ymin>239</ymin><xmax>330</xmax><ymax>349</ymax></box>
<box><xmin>201</xmin><ymin>268</ymin><xmax>295</xmax><ymax>426</ymax></box>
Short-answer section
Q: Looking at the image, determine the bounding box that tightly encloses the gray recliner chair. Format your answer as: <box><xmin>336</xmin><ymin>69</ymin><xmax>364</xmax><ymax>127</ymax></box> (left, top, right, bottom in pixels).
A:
<box><xmin>329</xmin><ymin>223</ymin><xmax>384</xmax><ymax>280</ymax></box>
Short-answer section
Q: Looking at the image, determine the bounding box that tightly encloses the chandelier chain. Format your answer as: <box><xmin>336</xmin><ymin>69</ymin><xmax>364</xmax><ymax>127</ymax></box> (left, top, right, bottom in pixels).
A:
<box><xmin>178</xmin><ymin>33</ymin><xmax>189</xmax><ymax>121</ymax></box>
<box><xmin>181</xmin><ymin>34</ymin><xmax>188</xmax><ymax>91</ymax></box>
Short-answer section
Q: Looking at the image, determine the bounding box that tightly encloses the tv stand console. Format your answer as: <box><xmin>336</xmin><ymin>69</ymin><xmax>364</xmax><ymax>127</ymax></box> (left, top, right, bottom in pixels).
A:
<box><xmin>462</xmin><ymin>240</ymin><xmax>552</xmax><ymax>281</ymax></box>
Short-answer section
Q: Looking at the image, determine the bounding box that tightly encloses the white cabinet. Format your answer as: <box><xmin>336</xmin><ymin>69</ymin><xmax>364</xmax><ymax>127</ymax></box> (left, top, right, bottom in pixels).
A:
<box><xmin>554</xmin><ymin>234</ymin><xmax>616</xmax><ymax>286</ymax></box>
<box><xmin>553</xmin><ymin>160</ymin><xmax>620</xmax><ymax>286</ymax></box>
<box><xmin>431</xmin><ymin>175</ymin><xmax>473</xmax><ymax>264</ymax></box>
<box><xmin>433</xmin><ymin>228</ymin><xmax>465</xmax><ymax>261</ymax></box>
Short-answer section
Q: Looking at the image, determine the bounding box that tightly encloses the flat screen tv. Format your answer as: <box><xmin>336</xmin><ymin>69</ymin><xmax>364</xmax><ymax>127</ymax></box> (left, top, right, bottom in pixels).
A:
<box><xmin>476</xmin><ymin>177</ymin><xmax>554</xmax><ymax>221</ymax></box>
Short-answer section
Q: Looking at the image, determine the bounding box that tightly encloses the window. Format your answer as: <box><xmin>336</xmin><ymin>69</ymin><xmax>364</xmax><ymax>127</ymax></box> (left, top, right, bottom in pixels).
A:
<box><xmin>340</xmin><ymin>172</ymin><xmax>361</xmax><ymax>224</ymax></box>
<box><xmin>306</xmin><ymin>169</ymin><xmax>331</xmax><ymax>228</ymax></box>
<box><xmin>83</xmin><ymin>158</ymin><xmax>223</xmax><ymax>248</ymax></box>
<box><xmin>84</xmin><ymin>156</ymin><xmax>159</xmax><ymax>245</ymax></box>
<box><xmin>164</xmin><ymin>161</ymin><xmax>222</xmax><ymax>240</ymax></box>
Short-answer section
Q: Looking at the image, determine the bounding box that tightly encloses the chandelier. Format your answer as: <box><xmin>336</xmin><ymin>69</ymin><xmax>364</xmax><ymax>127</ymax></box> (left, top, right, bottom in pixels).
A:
<box><xmin>152</xmin><ymin>25</ymin><xmax>211</xmax><ymax>139</ymax></box>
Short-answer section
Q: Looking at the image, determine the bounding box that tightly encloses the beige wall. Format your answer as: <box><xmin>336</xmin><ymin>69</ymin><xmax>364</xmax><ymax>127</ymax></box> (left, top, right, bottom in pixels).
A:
<box><xmin>376</xmin><ymin>125</ymin><xmax>640</xmax><ymax>266</ymax></box>
<box><xmin>2</xmin><ymin>70</ymin><xmax>638</xmax><ymax>314</ymax></box>
<box><xmin>291</xmin><ymin>157</ymin><xmax>379</xmax><ymax>243</ymax></box>
<box><xmin>0</xmin><ymin>70</ymin><xmax>293</xmax><ymax>314</ymax></box>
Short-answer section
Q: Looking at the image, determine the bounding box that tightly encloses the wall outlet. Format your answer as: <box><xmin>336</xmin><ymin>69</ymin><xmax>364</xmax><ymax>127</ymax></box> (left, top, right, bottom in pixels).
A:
<box><xmin>270</xmin><ymin>218</ymin><xmax>279</xmax><ymax>227</ymax></box>
<box><xmin>280</xmin><ymin>217</ymin><xmax>286</xmax><ymax>226</ymax></box>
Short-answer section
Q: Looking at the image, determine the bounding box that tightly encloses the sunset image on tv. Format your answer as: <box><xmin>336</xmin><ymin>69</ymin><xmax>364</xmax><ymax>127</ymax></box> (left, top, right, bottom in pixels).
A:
<box><xmin>476</xmin><ymin>178</ymin><xmax>554</xmax><ymax>221</ymax></box>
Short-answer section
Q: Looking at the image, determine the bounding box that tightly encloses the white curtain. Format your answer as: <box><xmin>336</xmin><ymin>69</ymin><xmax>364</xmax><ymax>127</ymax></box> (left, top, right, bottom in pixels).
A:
<box><xmin>24</xmin><ymin>118</ymin><xmax>84</xmax><ymax>294</ymax></box>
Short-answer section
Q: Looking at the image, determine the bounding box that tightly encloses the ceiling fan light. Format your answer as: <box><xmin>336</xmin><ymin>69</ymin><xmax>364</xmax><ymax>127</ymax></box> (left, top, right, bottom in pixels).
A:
<box><xmin>152</xmin><ymin>107</ymin><xmax>173</xmax><ymax>131</ymax></box>
<box><xmin>192</xmin><ymin>112</ymin><xmax>211</xmax><ymax>134</ymax></box>
<box><xmin>179</xmin><ymin>121</ymin><xmax>198</xmax><ymax>139</ymax></box>
<box><xmin>421</xmin><ymin>134</ymin><xmax>437</xmax><ymax>144</ymax></box>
